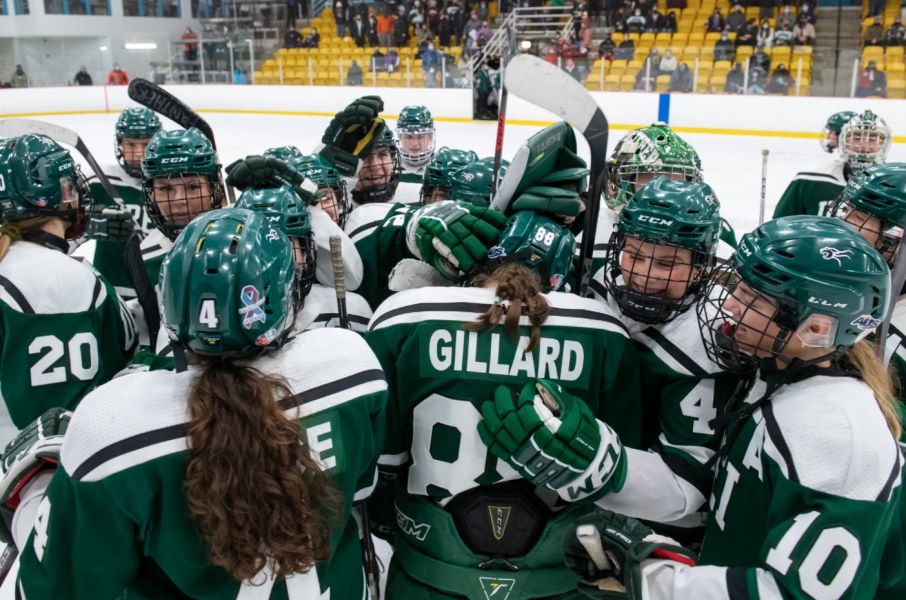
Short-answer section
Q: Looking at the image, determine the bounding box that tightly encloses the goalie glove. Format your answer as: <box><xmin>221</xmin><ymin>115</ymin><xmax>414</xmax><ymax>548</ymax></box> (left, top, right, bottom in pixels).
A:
<box><xmin>406</xmin><ymin>200</ymin><xmax>508</xmax><ymax>281</ymax></box>
<box><xmin>224</xmin><ymin>155</ymin><xmax>319</xmax><ymax>204</ymax></box>
<box><xmin>87</xmin><ymin>206</ymin><xmax>139</xmax><ymax>242</ymax></box>
<box><xmin>317</xmin><ymin>96</ymin><xmax>387</xmax><ymax>177</ymax></box>
<box><xmin>564</xmin><ymin>511</ymin><xmax>697</xmax><ymax>599</ymax></box>
<box><xmin>478</xmin><ymin>380</ymin><xmax>626</xmax><ymax>502</ymax></box>
<box><xmin>0</xmin><ymin>408</ymin><xmax>71</xmax><ymax>545</ymax></box>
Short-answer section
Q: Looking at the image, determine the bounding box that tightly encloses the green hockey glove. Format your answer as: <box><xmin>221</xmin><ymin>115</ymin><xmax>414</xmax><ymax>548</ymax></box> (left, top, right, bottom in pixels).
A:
<box><xmin>318</xmin><ymin>96</ymin><xmax>387</xmax><ymax>177</ymax></box>
<box><xmin>87</xmin><ymin>206</ymin><xmax>138</xmax><ymax>242</ymax></box>
<box><xmin>564</xmin><ymin>511</ymin><xmax>697</xmax><ymax>599</ymax></box>
<box><xmin>225</xmin><ymin>155</ymin><xmax>318</xmax><ymax>204</ymax></box>
<box><xmin>410</xmin><ymin>200</ymin><xmax>508</xmax><ymax>281</ymax></box>
<box><xmin>0</xmin><ymin>407</ymin><xmax>71</xmax><ymax>545</ymax></box>
<box><xmin>478</xmin><ymin>380</ymin><xmax>626</xmax><ymax>502</ymax></box>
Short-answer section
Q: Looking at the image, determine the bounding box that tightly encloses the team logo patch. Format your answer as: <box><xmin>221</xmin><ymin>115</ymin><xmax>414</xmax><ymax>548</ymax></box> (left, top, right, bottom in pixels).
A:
<box><xmin>819</xmin><ymin>247</ymin><xmax>854</xmax><ymax>266</ymax></box>
<box><xmin>487</xmin><ymin>505</ymin><xmax>512</xmax><ymax>541</ymax></box>
<box><xmin>851</xmin><ymin>314</ymin><xmax>882</xmax><ymax>331</ymax></box>
<box><xmin>266</xmin><ymin>228</ymin><xmax>280</xmax><ymax>242</ymax></box>
<box><xmin>479</xmin><ymin>577</ymin><xmax>515</xmax><ymax>600</ymax></box>
<box><xmin>239</xmin><ymin>285</ymin><xmax>266</xmax><ymax>329</ymax></box>
<box><xmin>549</xmin><ymin>273</ymin><xmax>565</xmax><ymax>290</ymax></box>
<box><xmin>256</xmin><ymin>325</ymin><xmax>280</xmax><ymax>346</ymax></box>
<box><xmin>488</xmin><ymin>246</ymin><xmax>506</xmax><ymax>259</ymax></box>
<box><xmin>35</xmin><ymin>197</ymin><xmax>48</xmax><ymax>207</ymax></box>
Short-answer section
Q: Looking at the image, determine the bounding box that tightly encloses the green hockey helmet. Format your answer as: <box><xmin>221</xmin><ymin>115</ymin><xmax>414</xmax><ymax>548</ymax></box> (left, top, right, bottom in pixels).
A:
<box><xmin>396</xmin><ymin>105</ymin><xmax>436</xmax><ymax>167</ymax></box>
<box><xmin>839</xmin><ymin>110</ymin><xmax>891</xmax><ymax>175</ymax></box>
<box><xmin>141</xmin><ymin>128</ymin><xmax>226</xmax><ymax>241</ymax></box>
<box><xmin>263</xmin><ymin>145</ymin><xmax>306</xmax><ymax>164</ymax></box>
<box><xmin>448</xmin><ymin>158</ymin><xmax>509</xmax><ymax>207</ymax></box>
<box><xmin>603</xmin><ymin>178</ymin><xmax>722</xmax><ymax>324</ymax></box>
<box><xmin>352</xmin><ymin>126</ymin><xmax>401</xmax><ymax>205</ymax></box>
<box><xmin>698</xmin><ymin>215</ymin><xmax>890</xmax><ymax>373</ymax></box>
<box><xmin>824</xmin><ymin>162</ymin><xmax>906</xmax><ymax>266</ymax></box>
<box><xmin>820</xmin><ymin>110</ymin><xmax>856</xmax><ymax>153</ymax></box>
<box><xmin>159</xmin><ymin>208</ymin><xmax>296</xmax><ymax>357</ymax></box>
<box><xmin>421</xmin><ymin>146</ymin><xmax>480</xmax><ymax>204</ymax></box>
<box><xmin>293</xmin><ymin>153</ymin><xmax>350</xmax><ymax>228</ymax></box>
<box><xmin>115</xmin><ymin>108</ymin><xmax>163</xmax><ymax>178</ymax></box>
<box><xmin>606</xmin><ymin>124</ymin><xmax>702</xmax><ymax>210</ymax></box>
<box><xmin>0</xmin><ymin>134</ymin><xmax>93</xmax><ymax>240</ymax></box>
<box><xmin>234</xmin><ymin>184</ymin><xmax>317</xmax><ymax>307</ymax></box>
<box><xmin>473</xmin><ymin>210</ymin><xmax>576</xmax><ymax>292</ymax></box>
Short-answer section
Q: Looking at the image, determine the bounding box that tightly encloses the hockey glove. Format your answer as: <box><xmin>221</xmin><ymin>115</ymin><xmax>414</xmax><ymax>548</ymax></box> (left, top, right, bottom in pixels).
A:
<box><xmin>409</xmin><ymin>201</ymin><xmax>508</xmax><ymax>281</ymax></box>
<box><xmin>0</xmin><ymin>408</ymin><xmax>71</xmax><ymax>545</ymax></box>
<box><xmin>478</xmin><ymin>380</ymin><xmax>626</xmax><ymax>502</ymax></box>
<box><xmin>225</xmin><ymin>155</ymin><xmax>319</xmax><ymax>204</ymax></box>
<box><xmin>563</xmin><ymin>511</ymin><xmax>697</xmax><ymax>599</ymax></box>
<box><xmin>318</xmin><ymin>96</ymin><xmax>387</xmax><ymax>177</ymax></box>
<box><xmin>87</xmin><ymin>206</ymin><xmax>138</xmax><ymax>242</ymax></box>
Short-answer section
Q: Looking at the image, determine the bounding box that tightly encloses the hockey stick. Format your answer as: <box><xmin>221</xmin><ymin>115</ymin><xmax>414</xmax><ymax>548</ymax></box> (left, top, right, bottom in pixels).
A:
<box><xmin>759</xmin><ymin>149</ymin><xmax>769</xmax><ymax>225</ymax></box>
<box><xmin>491</xmin><ymin>26</ymin><xmax>516</xmax><ymax>195</ymax></box>
<box><xmin>0</xmin><ymin>118</ymin><xmax>160</xmax><ymax>341</ymax></box>
<box><xmin>329</xmin><ymin>235</ymin><xmax>379</xmax><ymax>599</ymax></box>
<box><xmin>502</xmin><ymin>54</ymin><xmax>609</xmax><ymax>297</ymax></box>
<box><xmin>0</xmin><ymin>543</ymin><xmax>18</xmax><ymax>588</ymax></box>
<box><xmin>126</xmin><ymin>79</ymin><xmax>236</xmax><ymax>204</ymax></box>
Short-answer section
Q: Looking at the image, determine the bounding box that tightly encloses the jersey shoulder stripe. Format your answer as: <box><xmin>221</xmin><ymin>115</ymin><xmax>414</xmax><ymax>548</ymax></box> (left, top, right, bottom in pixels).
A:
<box><xmin>139</xmin><ymin>230</ymin><xmax>171</xmax><ymax>259</ymax></box>
<box><xmin>0</xmin><ymin>273</ymin><xmax>34</xmax><ymax>313</ymax></box>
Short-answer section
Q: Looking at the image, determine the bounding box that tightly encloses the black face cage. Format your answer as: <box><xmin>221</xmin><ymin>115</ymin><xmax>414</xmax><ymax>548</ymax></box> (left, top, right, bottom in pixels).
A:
<box><xmin>114</xmin><ymin>137</ymin><xmax>144</xmax><ymax>179</ymax></box>
<box><xmin>696</xmin><ymin>265</ymin><xmax>797</xmax><ymax>374</ymax></box>
<box><xmin>602</xmin><ymin>232</ymin><xmax>714</xmax><ymax>325</ymax></box>
<box><xmin>142</xmin><ymin>173</ymin><xmax>226</xmax><ymax>242</ymax></box>
<box><xmin>351</xmin><ymin>145</ymin><xmax>402</xmax><ymax>205</ymax></box>
<box><xmin>60</xmin><ymin>165</ymin><xmax>94</xmax><ymax>240</ymax></box>
<box><xmin>318</xmin><ymin>181</ymin><xmax>351</xmax><ymax>229</ymax></box>
<box><xmin>291</xmin><ymin>234</ymin><xmax>318</xmax><ymax>310</ymax></box>
<box><xmin>419</xmin><ymin>184</ymin><xmax>449</xmax><ymax>205</ymax></box>
<box><xmin>824</xmin><ymin>197</ymin><xmax>902</xmax><ymax>263</ymax></box>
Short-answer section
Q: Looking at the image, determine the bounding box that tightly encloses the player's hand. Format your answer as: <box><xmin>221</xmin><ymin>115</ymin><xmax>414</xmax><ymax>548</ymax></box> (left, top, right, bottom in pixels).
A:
<box><xmin>87</xmin><ymin>206</ymin><xmax>138</xmax><ymax>242</ymax></box>
<box><xmin>0</xmin><ymin>408</ymin><xmax>71</xmax><ymax>544</ymax></box>
<box><xmin>478</xmin><ymin>380</ymin><xmax>626</xmax><ymax>502</ymax></box>
<box><xmin>318</xmin><ymin>96</ymin><xmax>387</xmax><ymax>177</ymax></box>
<box><xmin>225</xmin><ymin>155</ymin><xmax>318</xmax><ymax>203</ymax></box>
<box><xmin>411</xmin><ymin>201</ymin><xmax>508</xmax><ymax>281</ymax></box>
<box><xmin>563</xmin><ymin>511</ymin><xmax>696</xmax><ymax>599</ymax></box>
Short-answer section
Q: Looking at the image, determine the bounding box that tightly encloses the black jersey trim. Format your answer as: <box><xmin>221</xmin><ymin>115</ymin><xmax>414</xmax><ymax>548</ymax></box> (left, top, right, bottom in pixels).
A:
<box><xmin>639</xmin><ymin>327</ymin><xmax>708</xmax><ymax>378</ymax></box>
<box><xmin>312</xmin><ymin>312</ymin><xmax>371</xmax><ymax>326</ymax></box>
<box><xmin>796</xmin><ymin>171</ymin><xmax>841</xmax><ymax>184</ymax></box>
<box><xmin>588</xmin><ymin>277</ymin><xmax>609</xmax><ymax>301</ymax></box>
<box><xmin>762</xmin><ymin>401</ymin><xmax>799</xmax><ymax>483</ymax></box>
<box><xmin>141</xmin><ymin>244</ymin><xmax>163</xmax><ymax>256</ymax></box>
<box><xmin>876</xmin><ymin>448</ymin><xmax>901</xmax><ymax>502</ymax></box>
<box><xmin>0</xmin><ymin>274</ymin><xmax>34</xmax><ymax>313</ymax></box>
<box><xmin>72</xmin><ymin>423</ymin><xmax>187</xmax><ymax>481</ymax></box>
<box><xmin>349</xmin><ymin>221</ymin><xmax>380</xmax><ymax>240</ymax></box>
<box><xmin>655</xmin><ymin>442</ymin><xmax>713</xmax><ymax>499</ymax></box>
<box><xmin>90</xmin><ymin>277</ymin><xmax>103</xmax><ymax>309</ymax></box>
<box><xmin>279</xmin><ymin>368</ymin><xmax>386</xmax><ymax>411</ymax></box>
<box><xmin>592</xmin><ymin>242</ymin><xmax>608</xmax><ymax>253</ymax></box>
<box><xmin>726</xmin><ymin>567</ymin><xmax>751</xmax><ymax>600</ymax></box>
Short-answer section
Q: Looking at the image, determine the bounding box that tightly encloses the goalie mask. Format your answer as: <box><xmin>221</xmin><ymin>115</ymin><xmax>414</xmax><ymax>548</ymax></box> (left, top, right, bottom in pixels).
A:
<box><xmin>0</xmin><ymin>134</ymin><xmax>93</xmax><ymax>240</ymax></box>
<box><xmin>603</xmin><ymin>178</ymin><xmax>721</xmax><ymax>325</ymax></box>
<box><xmin>159</xmin><ymin>208</ymin><xmax>296</xmax><ymax>357</ymax></box>
<box><xmin>292</xmin><ymin>154</ymin><xmax>351</xmax><ymax>228</ymax></box>
<box><xmin>606</xmin><ymin>125</ymin><xmax>702</xmax><ymax>211</ymax></box>
<box><xmin>697</xmin><ymin>216</ymin><xmax>889</xmax><ymax>373</ymax></box>
<box><xmin>839</xmin><ymin>110</ymin><xmax>891</xmax><ymax>176</ymax></box>
<box><xmin>234</xmin><ymin>184</ymin><xmax>317</xmax><ymax>309</ymax></box>
<box><xmin>115</xmin><ymin>107</ymin><xmax>162</xmax><ymax>178</ymax></box>
<box><xmin>396</xmin><ymin>105</ymin><xmax>436</xmax><ymax>167</ymax></box>
<box><xmin>819</xmin><ymin>110</ymin><xmax>855</xmax><ymax>153</ymax></box>
<box><xmin>352</xmin><ymin>126</ymin><xmax>401</xmax><ymax>205</ymax></box>
<box><xmin>421</xmin><ymin>146</ymin><xmax>479</xmax><ymax>205</ymax></box>
<box><xmin>141</xmin><ymin>128</ymin><xmax>226</xmax><ymax>241</ymax></box>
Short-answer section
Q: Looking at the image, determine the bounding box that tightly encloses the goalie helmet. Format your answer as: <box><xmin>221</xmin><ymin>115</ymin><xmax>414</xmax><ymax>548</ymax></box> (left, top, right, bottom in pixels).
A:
<box><xmin>292</xmin><ymin>154</ymin><xmax>351</xmax><ymax>228</ymax></box>
<box><xmin>159</xmin><ymin>208</ymin><xmax>296</xmax><ymax>357</ymax></box>
<box><xmin>606</xmin><ymin>124</ymin><xmax>702</xmax><ymax>210</ymax></box>
<box><xmin>396</xmin><ymin>105</ymin><xmax>436</xmax><ymax>167</ymax></box>
<box><xmin>448</xmin><ymin>158</ymin><xmax>509</xmax><ymax>207</ymax></box>
<box><xmin>603</xmin><ymin>177</ymin><xmax>722</xmax><ymax>325</ymax></box>
<box><xmin>819</xmin><ymin>110</ymin><xmax>855</xmax><ymax>153</ymax></box>
<box><xmin>697</xmin><ymin>215</ymin><xmax>889</xmax><ymax>373</ymax></box>
<box><xmin>824</xmin><ymin>162</ymin><xmax>906</xmax><ymax>267</ymax></box>
<box><xmin>0</xmin><ymin>134</ymin><xmax>93</xmax><ymax>240</ymax></box>
<box><xmin>421</xmin><ymin>146</ymin><xmax>479</xmax><ymax>205</ymax></box>
<box><xmin>839</xmin><ymin>110</ymin><xmax>891</xmax><ymax>175</ymax></box>
<box><xmin>141</xmin><ymin>128</ymin><xmax>226</xmax><ymax>241</ymax></box>
<box><xmin>352</xmin><ymin>126</ymin><xmax>401</xmax><ymax>205</ymax></box>
<box><xmin>234</xmin><ymin>184</ymin><xmax>317</xmax><ymax>307</ymax></box>
<box><xmin>114</xmin><ymin>107</ymin><xmax>162</xmax><ymax>178</ymax></box>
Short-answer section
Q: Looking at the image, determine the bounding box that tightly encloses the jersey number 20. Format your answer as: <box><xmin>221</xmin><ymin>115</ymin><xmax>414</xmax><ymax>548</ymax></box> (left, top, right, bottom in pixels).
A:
<box><xmin>29</xmin><ymin>334</ymin><xmax>99</xmax><ymax>387</ymax></box>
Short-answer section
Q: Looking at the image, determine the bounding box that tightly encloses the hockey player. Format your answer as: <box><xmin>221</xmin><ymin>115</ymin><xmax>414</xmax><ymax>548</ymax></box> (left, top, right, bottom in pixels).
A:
<box><xmin>820</xmin><ymin>110</ymin><xmax>856</xmax><ymax>153</ymax></box>
<box><xmin>395</xmin><ymin>105</ymin><xmax>436</xmax><ymax>204</ymax></box>
<box><xmin>548</xmin><ymin>216</ymin><xmax>902</xmax><ymax>598</ymax></box>
<box><xmin>293</xmin><ymin>153</ymin><xmax>352</xmax><ymax>228</ymax></box>
<box><xmin>420</xmin><ymin>146</ymin><xmax>479</xmax><ymax>204</ymax></box>
<box><xmin>0</xmin><ymin>134</ymin><xmax>137</xmax><ymax>445</ymax></box>
<box><xmin>366</xmin><ymin>210</ymin><xmax>644</xmax><ymax>599</ymax></box>
<box><xmin>8</xmin><ymin>208</ymin><xmax>387</xmax><ymax>598</ymax></box>
<box><xmin>448</xmin><ymin>157</ymin><xmax>509</xmax><ymax>206</ymax></box>
<box><xmin>235</xmin><ymin>184</ymin><xmax>373</xmax><ymax>332</ymax></box>
<box><xmin>773</xmin><ymin>109</ymin><xmax>892</xmax><ymax>218</ymax></box>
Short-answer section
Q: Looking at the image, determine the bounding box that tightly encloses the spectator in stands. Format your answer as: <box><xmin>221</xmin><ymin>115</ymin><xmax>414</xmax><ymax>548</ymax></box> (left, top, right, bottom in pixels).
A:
<box><xmin>659</xmin><ymin>48</ymin><xmax>678</xmax><ymax>73</ymax></box>
<box><xmin>437</xmin><ymin>13</ymin><xmax>453</xmax><ymax>47</ymax></box>
<box><xmin>634</xmin><ymin>65</ymin><xmax>657</xmax><ymax>91</ymax></box>
<box><xmin>335</xmin><ymin>1</ymin><xmax>349</xmax><ymax>38</ymax></box>
<box><xmin>615</xmin><ymin>36</ymin><xmax>635</xmax><ymax>60</ymax></box>
<box><xmin>856</xmin><ymin>60</ymin><xmax>888</xmax><ymax>97</ymax></box>
<box><xmin>737</xmin><ymin>19</ymin><xmax>759</xmax><ymax>46</ymax></box>
<box><xmin>427</xmin><ymin>0</ymin><xmax>442</xmax><ymax>36</ymax></box>
<box><xmin>347</xmin><ymin>60</ymin><xmax>363</xmax><ymax>85</ymax></box>
<box><xmin>798</xmin><ymin>2</ymin><xmax>816</xmax><ymax>25</ymax></box>
<box><xmin>452</xmin><ymin>4</ymin><xmax>468</xmax><ymax>45</ymax></box>
<box><xmin>706</xmin><ymin>8</ymin><xmax>726</xmax><ymax>33</ymax></box>
<box><xmin>564</xmin><ymin>58</ymin><xmax>582</xmax><ymax>81</ymax></box>
<box><xmin>757</xmin><ymin>18</ymin><xmax>774</xmax><ymax>47</ymax></box>
<box><xmin>477</xmin><ymin>20</ymin><xmax>493</xmax><ymax>46</ymax></box>
<box><xmin>477</xmin><ymin>0</ymin><xmax>490</xmax><ymax>22</ymax></box>
<box><xmin>384</xmin><ymin>48</ymin><xmax>400</xmax><ymax>73</ymax></box>
<box><xmin>747</xmin><ymin>65</ymin><xmax>768</xmax><ymax>93</ymax></box>
<box><xmin>626</xmin><ymin>8</ymin><xmax>647</xmax><ymax>33</ymax></box>
<box><xmin>648</xmin><ymin>7</ymin><xmax>665</xmax><ymax>32</ymax></box>
<box><xmin>462</xmin><ymin>10</ymin><xmax>482</xmax><ymax>46</ymax></box>
<box><xmin>286</xmin><ymin>0</ymin><xmax>298</xmax><ymax>29</ymax></box>
<box><xmin>751</xmin><ymin>43</ymin><xmax>771</xmax><ymax>71</ymax></box>
<box><xmin>714</xmin><ymin>31</ymin><xmax>736</xmax><ymax>61</ymax></box>
<box><xmin>233</xmin><ymin>67</ymin><xmax>246</xmax><ymax>85</ymax></box>
<box><xmin>665</xmin><ymin>11</ymin><xmax>678</xmax><ymax>33</ymax></box>
<box><xmin>870</xmin><ymin>0</ymin><xmax>885</xmax><ymax>18</ymax></box>
<box><xmin>599</xmin><ymin>34</ymin><xmax>616</xmax><ymax>60</ymax></box>
<box><xmin>644</xmin><ymin>48</ymin><xmax>662</xmax><ymax>75</ymax></box>
<box><xmin>422</xmin><ymin>42</ymin><xmax>440</xmax><ymax>87</ymax></box>
<box><xmin>351</xmin><ymin>13</ymin><xmax>369</xmax><ymax>47</ymax></box>
<box><xmin>580</xmin><ymin>18</ymin><xmax>594</xmax><ymax>53</ymax></box>
<box><xmin>376</xmin><ymin>9</ymin><xmax>395</xmax><ymax>48</ymax></box>
<box><xmin>793</xmin><ymin>15</ymin><xmax>816</xmax><ymax>46</ymax></box>
<box><xmin>352</xmin><ymin>0</ymin><xmax>368</xmax><ymax>20</ymax></box>
<box><xmin>725</xmin><ymin>61</ymin><xmax>745</xmax><ymax>93</ymax></box>
<box><xmin>301</xmin><ymin>27</ymin><xmax>320</xmax><ymax>48</ymax></box>
<box><xmin>395</xmin><ymin>6</ymin><xmax>411</xmax><ymax>46</ymax></box>
<box><xmin>668</xmin><ymin>62</ymin><xmax>693</xmax><ymax>92</ymax></box>
<box><xmin>865</xmin><ymin>16</ymin><xmax>885</xmax><ymax>46</ymax></box>
<box><xmin>887</xmin><ymin>19</ymin><xmax>906</xmax><ymax>46</ymax></box>
<box><xmin>370</xmin><ymin>47</ymin><xmax>385</xmax><ymax>70</ymax></box>
<box><xmin>767</xmin><ymin>63</ymin><xmax>795</xmax><ymax>93</ymax></box>
<box><xmin>9</xmin><ymin>64</ymin><xmax>27</xmax><ymax>88</ymax></box>
<box><xmin>774</xmin><ymin>17</ymin><xmax>795</xmax><ymax>46</ymax></box>
<box><xmin>759</xmin><ymin>0</ymin><xmax>774</xmax><ymax>21</ymax></box>
<box><xmin>73</xmin><ymin>65</ymin><xmax>92</xmax><ymax>86</ymax></box>
<box><xmin>285</xmin><ymin>28</ymin><xmax>303</xmax><ymax>48</ymax></box>
<box><xmin>727</xmin><ymin>4</ymin><xmax>746</xmax><ymax>33</ymax></box>
<box><xmin>182</xmin><ymin>27</ymin><xmax>198</xmax><ymax>62</ymax></box>
<box><xmin>368</xmin><ymin>13</ymin><xmax>380</xmax><ymax>46</ymax></box>
<box><xmin>613</xmin><ymin>7</ymin><xmax>628</xmax><ymax>34</ymax></box>
<box><xmin>776</xmin><ymin>4</ymin><xmax>795</xmax><ymax>31</ymax></box>
<box><xmin>106</xmin><ymin>64</ymin><xmax>128</xmax><ymax>86</ymax></box>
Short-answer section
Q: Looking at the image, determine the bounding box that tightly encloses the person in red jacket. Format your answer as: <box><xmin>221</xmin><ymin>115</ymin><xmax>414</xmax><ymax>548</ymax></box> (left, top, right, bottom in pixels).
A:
<box><xmin>107</xmin><ymin>64</ymin><xmax>129</xmax><ymax>85</ymax></box>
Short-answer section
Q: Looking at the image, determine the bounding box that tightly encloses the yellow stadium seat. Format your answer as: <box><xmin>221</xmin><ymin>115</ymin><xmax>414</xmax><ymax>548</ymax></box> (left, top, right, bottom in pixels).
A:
<box><xmin>655</xmin><ymin>33</ymin><xmax>673</xmax><ymax>45</ymax></box>
<box><xmin>695</xmin><ymin>74</ymin><xmax>711</xmax><ymax>91</ymax></box>
<box><xmin>620</xmin><ymin>73</ymin><xmax>637</xmax><ymax>91</ymax></box>
<box><xmin>705</xmin><ymin>32</ymin><xmax>721</xmax><ymax>44</ymax></box>
<box><xmin>605</xmin><ymin>73</ymin><xmax>622</xmax><ymax>91</ymax></box>
<box><xmin>887</xmin><ymin>62</ymin><xmax>906</xmax><ymax>77</ymax></box>
<box><xmin>888</xmin><ymin>79</ymin><xmax>906</xmax><ymax>98</ymax></box>
<box><xmin>641</xmin><ymin>33</ymin><xmax>656</xmax><ymax>44</ymax></box>
<box><xmin>710</xmin><ymin>74</ymin><xmax>727</xmax><ymax>90</ymax></box>
<box><xmin>656</xmin><ymin>74</ymin><xmax>671</xmax><ymax>92</ymax></box>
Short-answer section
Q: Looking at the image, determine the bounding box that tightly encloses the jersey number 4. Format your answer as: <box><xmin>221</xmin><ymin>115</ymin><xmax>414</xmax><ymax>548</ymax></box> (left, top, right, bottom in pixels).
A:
<box><xmin>29</xmin><ymin>333</ymin><xmax>99</xmax><ymax>387</ymax></box>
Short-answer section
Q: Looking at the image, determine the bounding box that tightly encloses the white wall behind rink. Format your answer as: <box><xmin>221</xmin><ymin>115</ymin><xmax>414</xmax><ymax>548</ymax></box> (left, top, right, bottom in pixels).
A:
<box><xmin>0</xmin><ymin>85</ymin><xmax>904</xmax><ymax>142</ymax></box>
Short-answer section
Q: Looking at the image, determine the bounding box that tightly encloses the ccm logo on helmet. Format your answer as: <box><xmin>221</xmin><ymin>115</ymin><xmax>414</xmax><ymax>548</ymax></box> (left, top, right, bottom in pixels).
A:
<box><xmin>638</xmin><ymin>215</ymin><xmax>673</xmax><ymax>226</ymax></box>
<box><xmin>161</xmin><ymin>157</ymin><xmax>190</xmax><ymax>164</ymax></box>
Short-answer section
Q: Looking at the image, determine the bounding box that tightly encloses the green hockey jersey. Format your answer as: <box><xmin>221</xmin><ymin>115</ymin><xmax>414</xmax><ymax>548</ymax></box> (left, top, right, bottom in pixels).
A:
<box><xmin>0</xmin><ymin>242</ymin><xmax>137</xmax><ymax>446</ymax></box>
<box><xmin>772</xmin><ymin>157</ymin><xmax>847</xmax><ymax>218</ymax></box>
<box><xmin>87</xmin><ymin>164</ymin><xmax>154</xmax><ymax>235</ymax></box>
<box><xmin>139</xmin><ymin>229</ymin><xmax>171</xmax><ymax>287</ymax></box>
<box><xmin>17</xmin><ymin>329</ymin><xmax>387</xmax><ymax>599</ymax></box>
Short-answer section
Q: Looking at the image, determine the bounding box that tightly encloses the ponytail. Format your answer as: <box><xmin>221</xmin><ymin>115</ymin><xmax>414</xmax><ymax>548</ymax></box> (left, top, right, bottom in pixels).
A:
<box><xmin>0</xmin><ymin>217</ymin><xmax>57</xmax><ymax>263</ymax></box>
<box><xmin>467</xmin><ymin>263</ymin><xmax>550</xmax><ymax>352</ymax></box>
<box><xmin>185</xmin><ymin>359</ymin><xmax>342</xmax><ymax>581</ymax></box>
<box><xmin>846</xmin><ymin>340</ymin><xmax>902</xmax><ymax>439</ymax></box>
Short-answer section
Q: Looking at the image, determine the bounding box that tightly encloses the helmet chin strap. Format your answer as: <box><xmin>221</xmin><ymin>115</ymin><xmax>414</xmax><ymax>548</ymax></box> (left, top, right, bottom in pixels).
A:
<box><xmin>22</xmin><ymin>229</ymin><xmax>69</xmax><ymax>254</ymax></box>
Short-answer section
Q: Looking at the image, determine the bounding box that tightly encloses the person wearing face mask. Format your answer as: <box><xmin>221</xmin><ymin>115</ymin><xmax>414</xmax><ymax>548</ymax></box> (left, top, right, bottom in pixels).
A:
<box><xmin>10</xmin><ymin>64</ymin><xmax>28</xmax><ymax>88</ymax></box>
<box><xmin>73</xmin><ymin>65</ymin><xmax>92</xmax><ymax>86</ymax></box>
<box><xmin>714</xmin><ymin>30</ymin><xmax>736</xmax><ymax>61</ymax></box>
<box><xmin>352</xmin><ymin>12</ymin><xmax>369</xmax><ymax>47</ymax></box>
<box><xmin>727</xmin><ymin>4</ymin><xmax>745</xmax><ymax>33</ymax></box>
<box><xmin>106</xmin><ymin>63</ymin><xmax>128</xmax><ymax>85</ymax></box>
<box><xmin>776</xmin><ymin>4</ymin><xmax>795</xmax><ymax>31</ymax></box>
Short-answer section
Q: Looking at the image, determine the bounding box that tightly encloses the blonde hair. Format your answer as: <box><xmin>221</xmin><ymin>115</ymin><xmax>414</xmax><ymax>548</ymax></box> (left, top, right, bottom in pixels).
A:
<box><xmin>0</xmin><ymin>216</ymin><xmax>54</xmax><ymax>262</ymax></box>
<box><xmin>466</xmin><ymin>263</ymin><xmax>550</xmax><ymax>353</ymax></box>
<box><xmin>846</xmin><ymin>340</ymin><xmax>902</xmax><ymax>439</ymax></box>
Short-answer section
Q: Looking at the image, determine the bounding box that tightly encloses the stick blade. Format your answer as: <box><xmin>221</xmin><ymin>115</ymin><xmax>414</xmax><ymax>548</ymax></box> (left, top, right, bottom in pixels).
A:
<box><xmin>0</xmin><ymin>119</ymin><xmax>80</xmax><ymax>147</ymax></box>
